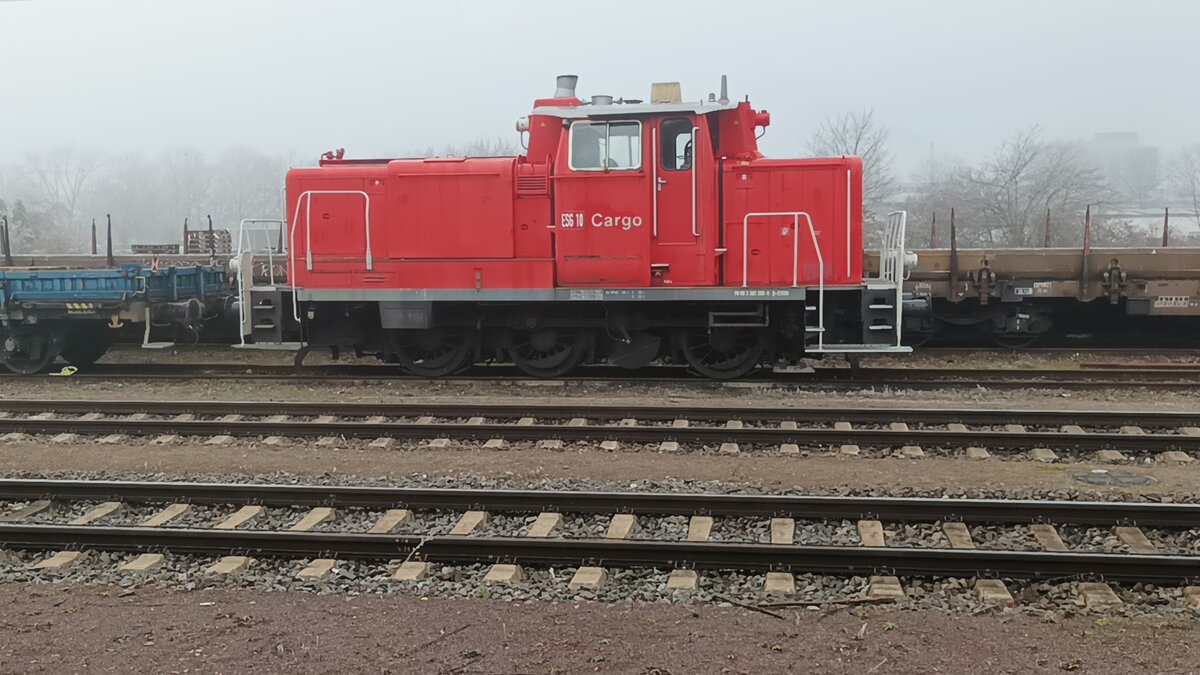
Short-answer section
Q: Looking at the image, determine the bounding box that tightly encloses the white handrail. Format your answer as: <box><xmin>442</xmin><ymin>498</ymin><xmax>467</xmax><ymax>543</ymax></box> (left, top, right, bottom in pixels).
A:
<box><xmin>651</xmin><ymin>127</ymin><xmax>658</xmax><ymax>237</ymax></box>
<box><xmin>290</xmin><ymin>190</ymin><xmax>373</xmax><ymax>272</ymax></box>
<box><xmin>690</xmin><ymin>126</ymin><xmax>699</xmax><ymax>237</ymax></box>
<box><xmin>883</xmin><ymin>210</ymin><xmax>907</xmax><ymax>346</ymax></box>
<box><xmin>741</xmin><ymin>211</ymin><xmax>823</xmax><ymax>347</ymax></box>
<box><xmin>234</xmin><ymin>218</ymin><xmax>285</xmax><ymax>344</ymax></box>
<box><xmin>740</xmin><ymin>211</ymin><xmax>819</xmax><ymax>289</ymax></box>
<box><xmin>845</xmin><ymin>169</ymin><xmax>852</xmax><ymax>275</ymax></box>
<box><xmin>235</xmin><ymin>218</ymin><xmax>284</xmax><ymax>284</ymax></box>
<box><xmin>286</xmin><ymin>190</ymin><xmax>372</xmax><ymax>325</ymax></box>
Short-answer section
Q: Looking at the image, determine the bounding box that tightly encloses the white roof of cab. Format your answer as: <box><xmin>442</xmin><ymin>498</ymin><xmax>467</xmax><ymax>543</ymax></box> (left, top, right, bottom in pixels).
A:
<box><xmin>531</xmin><ymin>100</ymin><xmax>738</xmax><ymax>119</ymax></box>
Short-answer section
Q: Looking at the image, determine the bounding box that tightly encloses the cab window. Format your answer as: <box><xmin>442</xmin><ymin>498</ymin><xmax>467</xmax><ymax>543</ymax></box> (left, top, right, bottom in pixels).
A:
<box><xmin>569</xmin><ymin>121</ymin><xmax>642</xmax><ymax>171</ymax></box>
<box><xmin>661</xmin><ymin>118</ymin><xmax>694</xmax><ymax>171</ymax></box>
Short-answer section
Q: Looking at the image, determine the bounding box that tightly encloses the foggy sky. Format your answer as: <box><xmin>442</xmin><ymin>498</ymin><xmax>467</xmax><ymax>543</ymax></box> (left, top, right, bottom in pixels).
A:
<box><xmin>2</xmin><ymin>0</ymin><xmax>1196</xmax><ymax>174</ymax></box>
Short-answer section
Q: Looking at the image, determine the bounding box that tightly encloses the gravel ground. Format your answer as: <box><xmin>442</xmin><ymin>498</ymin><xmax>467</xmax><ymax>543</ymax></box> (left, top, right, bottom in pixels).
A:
<box><xmin>0</xmin><ymin>466</ymin><xmax>1190</xmax><ymax>502</ymax></box>
<box><xmin>6</xmin><ymin>431</ymin><xmax>1199</xmax><ymax>469</ymax></box>
<box><xmin>634</xmin><ymin>515</ymin><xmax>689</xmax><ymax>540</ymax></box>
<box><xmin>709</xmin><ymin>516</ymin><xmax>773</xmax><ymax>543</ymax></box>
<box><xmin>555</xmin><ymin>514</ymin><xmax>603</xmax><ymax>538</ymax></box>
<box><xmin>970</xmin><ymin>524</ymin><xmax>1042</xmax><ymax>551</ymax></box>
<box><xmin>795</xmin><ymin>519</ymin><xmax>860</xmax><ymax>545</ymax></box>
<box><xmin>1057</xmin><ymin>525</ymin><xmax>1125</xmax><ymax>552</ymax></box>
<box><xmin>1144</xmin><ymin>527</ymin><xmax>1200</xmax><ymax>555</ymax></box>
<box><xmin>11</xmin><ymin>345</ymin><xmax>1200</xmax><ymax>414</ymax></box>
<box><xmin>313</xmin><ymin>507</ymin><xmax>383</xmax><ymax>533</ymax></box>
<box><xmin>0</xmin><ymin>467</ymin><xmax>1197</xmax><ymax>505</ymax></box>
<box><xmin>882</xmin><ymin>522</ymin><xmax>948</xmax><ymax>548</ymax></box>
<box><xmin>472</xmin><ymin>513</ymin><xmax>534</xmax><ymax>537</ymax></box>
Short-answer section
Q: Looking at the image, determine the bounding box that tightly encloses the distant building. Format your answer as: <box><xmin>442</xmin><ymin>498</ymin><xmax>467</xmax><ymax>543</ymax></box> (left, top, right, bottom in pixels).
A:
<box><xmin>1087</xmin><ymin>132</ymin><xmax>1160</xmax><ymax>207</ymax></box>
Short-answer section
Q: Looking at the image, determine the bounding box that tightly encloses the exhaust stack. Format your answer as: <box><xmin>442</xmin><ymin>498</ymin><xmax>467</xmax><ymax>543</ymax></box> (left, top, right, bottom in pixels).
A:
<box><xmin>554</xmin><ymin>74</ymin><xmax>578</xmax><ymax>98</ymax></box>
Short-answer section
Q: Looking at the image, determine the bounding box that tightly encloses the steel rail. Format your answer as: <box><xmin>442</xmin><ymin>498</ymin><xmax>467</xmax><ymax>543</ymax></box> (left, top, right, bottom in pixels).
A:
<box><xmin>0</xmin><ymin>417</ymin><xmax>1196</xmax><ymax>452</ymax></box>
<box><xmin>2</xmin><ymin>399</ymin><xmax>1199</xmax><ymax>428</ymax></box>
<box><xmin>0</xmin><ymin>480</ymin><xmax>1197</xmax><ymax>527</ymax></box>
<box><xmin>1</xmin><ymin>524</ymin><xmax>1197</xmax><ymax>582</ymax></box>
<box><xmin>3</xmin><ymin>363</ymin><xmax>1198</xmax><ymax>389</ymax></box>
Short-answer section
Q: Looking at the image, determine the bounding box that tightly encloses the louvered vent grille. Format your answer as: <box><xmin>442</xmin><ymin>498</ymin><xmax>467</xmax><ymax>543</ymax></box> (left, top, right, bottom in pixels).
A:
<box><xmin>516</xmin><ymin>175</ymin><xmax>549</xmax><ymax>195</ymax></box>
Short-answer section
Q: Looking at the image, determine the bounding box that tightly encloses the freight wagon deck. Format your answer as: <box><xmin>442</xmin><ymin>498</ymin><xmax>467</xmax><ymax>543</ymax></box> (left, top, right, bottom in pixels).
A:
<box><xmin>0</xmin><ymin>263</ymin><xmax>227</xmax><ymax>373</ymax></box>
<box><xmin>865</xmin><ymin>246</ymin><xmax>1200</xmax><ymax>345</ymax></box>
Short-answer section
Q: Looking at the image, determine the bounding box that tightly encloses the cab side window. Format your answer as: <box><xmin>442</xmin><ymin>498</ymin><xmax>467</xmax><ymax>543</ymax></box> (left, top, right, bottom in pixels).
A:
<box><xmin>569</xmin><ymin>121</ymin><xmax>642</xmax><ymax>171</ymax></box>
<box><xmin>661</xmin><ymin>118</ymin><xmax>693</xmax><ymax>171</ymax></box>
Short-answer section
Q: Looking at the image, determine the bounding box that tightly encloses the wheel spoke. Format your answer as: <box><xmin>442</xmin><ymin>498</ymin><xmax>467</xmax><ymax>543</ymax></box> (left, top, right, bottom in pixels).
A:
<box><xmin>510</xmin><ymin>330</ymin><xmax>588</xmax><ymax>378</ymax></box>
<box><xmin>395</xmin><ymin>330</ymin><xmax>474</xmax><ymax>377</ymax></box>
<box><xmin>679</xmin><ymin>328</ymin><xmax>765</xmax><ymax>380</ymax></box>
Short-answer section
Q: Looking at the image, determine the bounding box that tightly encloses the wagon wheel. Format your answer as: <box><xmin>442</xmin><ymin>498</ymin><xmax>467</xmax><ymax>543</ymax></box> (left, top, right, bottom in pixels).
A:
<box><xmin>393</xmin><ymin>329</ymin><xmax>476</xmax><ymax>378</ymax></box>
<box><xmin>678</xmin><ymin>327</ymin><xmax>767</xmax><ymax>380</ymax></box>
<box><xmin>60</xmin><ymin>321</ymin><xmax>117</xmax><ymax>367</ymax></box>
<box><xmin>507</xmin><ymin>328</ymin><xmax>589</xmax><ymax>378</ymax></box>
<box><xmin>0</xmin><ymin>327</ymin><xmax>60</xmax><ymax>375</ymax></box>
<box><xmin>903</xmin><ymin>329</ymin><xmax>934</xmax><ymax>349</ymax></box>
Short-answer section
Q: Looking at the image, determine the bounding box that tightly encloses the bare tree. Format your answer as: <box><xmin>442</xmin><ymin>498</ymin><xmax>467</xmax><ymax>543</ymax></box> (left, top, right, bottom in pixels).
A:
<box><xmin>160</xmin><ymin>147</ymin><xmax>213</xmax><ymax>227</ymax></box>
<box><xmin>87</xmin><ymin>153</ymin><xmax>169</xmax><ymax>245</ymax></box>
<box><xmin>1110</xmin><ymin>145</ymin><xmax>1161</xmax><ymax>207</ymax></box>
<box><xmin>907</xmin><ymin>127</ymin><xmax>1111</xmax><ymax>247</ymax></box>
<box><xmin>23</xmin><ymin>145</ymin><xmax>101</xmax><ymax>245</ymax></box>
<box><xmin>805</xmin><ymin>109</ymin><xmax>896</xmax><ymax>226</ymax></box>
<box><xmin>209</xmin><ymin>147</ymin><xmax>285</xmax><ymax>227</ymax></box>
<box><xmin>1168</xmin><ymin>143</ymin><xmax>1200</xmax><ymax>229</ymax></box>
<box><xmin>0</xmin><ymin>198</ymin><xmax>64</xmax><ymax>253</ymax></box>
<box><xmin>408</xmin><ymin>137</ymin><xmax>518</xmax><ymax>158</ymax></box>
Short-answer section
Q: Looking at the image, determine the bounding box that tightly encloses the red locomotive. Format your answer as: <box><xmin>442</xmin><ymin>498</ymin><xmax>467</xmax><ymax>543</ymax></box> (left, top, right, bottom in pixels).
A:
<box><xmin>237</xmin><ymin>75</ymin><xmax>912</xmax><ymax>378</ymax></box>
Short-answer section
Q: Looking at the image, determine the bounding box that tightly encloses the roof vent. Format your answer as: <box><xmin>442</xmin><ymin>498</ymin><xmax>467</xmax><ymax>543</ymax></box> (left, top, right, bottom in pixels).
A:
<box><xmin>591</xmin><ymin>95</ymin><xmax>613</xmax><ymax>106</ymax></box>
<box><xmin>554</xmin><ymin>74</ymin><xmax>578</xmax><ymax>98</ymax></box>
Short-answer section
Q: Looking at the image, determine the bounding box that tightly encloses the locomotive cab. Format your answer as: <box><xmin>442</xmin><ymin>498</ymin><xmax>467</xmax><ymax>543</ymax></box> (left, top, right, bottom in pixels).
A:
<box><xmin>234</xmin><ymin>74</ymin><xmax>912</xmax><ymax>379</ymax></box>
<box><xmin>542</xmin><ymin>98</ymin><xmax>727</xmax><ymax>289</ymax></box>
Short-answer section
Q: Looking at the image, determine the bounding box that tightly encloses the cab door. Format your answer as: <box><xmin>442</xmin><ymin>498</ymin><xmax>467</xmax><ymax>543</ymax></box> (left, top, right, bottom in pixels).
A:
<box><xmin>553</xmin><ymin>119</ymin><xmax>651</xmax><ymax>287</ymax></box>
<box><xmin>650</xmin><ymin>116</ymin><xmax>718</xmax><ymax>286</ymax></box>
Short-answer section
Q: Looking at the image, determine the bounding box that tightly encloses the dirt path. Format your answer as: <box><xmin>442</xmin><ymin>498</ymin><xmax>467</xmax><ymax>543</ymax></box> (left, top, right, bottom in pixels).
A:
<box><xmin>0</xmin><ymin>440</ymin><xmax>1194</xmax><ymax>496</ymax></box>
<box><xmin>1</xmin><ymin>584</ymin><xmax>1195</xmax><ymax>674</ymax></box>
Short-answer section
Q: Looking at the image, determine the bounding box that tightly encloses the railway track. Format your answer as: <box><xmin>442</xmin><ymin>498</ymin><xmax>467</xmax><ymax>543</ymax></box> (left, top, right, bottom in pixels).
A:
<box><xmin>2</xmin><ymin>400</ymin><xmax>1199</xmax><ymax>461</ymax></box>
<box><xmin>1</xmin><ymin>480</ymin><xmax>1199</xmax><ymax>605</ymax></box>
<box><xmin>3</xmin><ymin>362</ymin><xmax>1200</xmax><ymax>389</ymax></box>
<box><xmin>1</xmin><ymin>399</ymin><xmax>1198</xmax><ymax>428</ymax></box>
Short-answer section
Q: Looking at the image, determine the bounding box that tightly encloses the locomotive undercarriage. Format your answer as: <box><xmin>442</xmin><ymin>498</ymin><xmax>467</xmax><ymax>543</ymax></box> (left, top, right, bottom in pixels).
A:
<box><xmin>297</xmin><ymin>295</ymin><xmax>879</xmax><ymax>379</ymax></box>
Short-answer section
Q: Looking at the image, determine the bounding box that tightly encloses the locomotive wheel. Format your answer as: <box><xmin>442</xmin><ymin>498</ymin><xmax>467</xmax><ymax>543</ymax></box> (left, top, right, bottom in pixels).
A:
<box><xmin>393</xmin><ymin>329</ymin><xmax>476</xmax><ymax>377</ymax></box>
<box><xmin>508</xmin><ymin>328</ymin><xmax>589</xmax><ymax>378</ymax></box>
<box><xmin>0</xmin><ymin>328</ymin><xmax>61</xmax><ymax>375</ymax></box>
<box><xmin>988</xmin><ymin>332</ymin><xmax>1040</xmax><ymax>349</ymax></box>
<box><xmin>59</xmin><ymin>321</ymin><xmax>116</xmax><ymax>367</ymax></box>
<box><xmin>678</xmin><ymin>327</ymin><xmax>767</xmax><ymax>380</ymax></box>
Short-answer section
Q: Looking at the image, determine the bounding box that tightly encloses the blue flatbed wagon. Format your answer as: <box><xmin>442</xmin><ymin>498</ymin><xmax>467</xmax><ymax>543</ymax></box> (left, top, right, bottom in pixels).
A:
<box><xmin>0</xmin><ymin>263</ymin><xmax>228</xmax><ymax>373</ymax></box>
